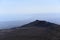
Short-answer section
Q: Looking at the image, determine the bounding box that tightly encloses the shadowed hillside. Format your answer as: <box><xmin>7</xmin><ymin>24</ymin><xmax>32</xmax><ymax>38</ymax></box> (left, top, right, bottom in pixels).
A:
<box><xmin>0</xmin><ymin>20</ymin><xmax>60</xmax><ymax>40</ymax></box>
<box><xmin>12</xmin><ymin>20</ymin><xmax>58</xmax><ymax>29</ymax></box>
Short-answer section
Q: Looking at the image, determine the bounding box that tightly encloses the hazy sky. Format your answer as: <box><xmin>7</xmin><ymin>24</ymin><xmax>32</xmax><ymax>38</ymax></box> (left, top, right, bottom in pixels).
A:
<box><xmin>0</xmin><ymin>0</ymin><xmax>60</xmax><ymax>24</ymax></box>
<box><xmin>0</xmin><ymin>0</ymin><xmax>60</xmax><ymax>13</ymax></box>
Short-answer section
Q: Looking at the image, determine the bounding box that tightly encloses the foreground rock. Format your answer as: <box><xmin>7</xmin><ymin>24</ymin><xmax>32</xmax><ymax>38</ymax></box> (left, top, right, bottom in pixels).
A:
<box><xmin>0</xmin><ymin>20</ymin><xmax>60</xmax><ymax>40</ymax></box>
<box><xmin>0</xmin><ymin>27</ymin><xmax>48</xmax><ymax>40</ymax></box>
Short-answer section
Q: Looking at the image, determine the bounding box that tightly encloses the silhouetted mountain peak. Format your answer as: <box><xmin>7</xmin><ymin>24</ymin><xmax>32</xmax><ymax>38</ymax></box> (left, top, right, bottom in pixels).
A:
<box><xmin>34</xmin><ymin>20</ymin><xmax>46</xmax><ymax>24</ymax></box>
<box><xmin>33</xmin><ymin>20</ymin><xmax>46</xmax><ymax>24</ymax></box>
<box><xmin>34</xmin><ymin>20</ymin><xmax>40</xmax><ymax>22</ymax></box>
<box><xmin>21</xmin><ymin>20</ymin><xmax>58</xmax><ymax>28</ymax></box>
<box><xmin>11</xmin><ymin>20</ymin><xmax>59</xmax><ymax>30</ymax></box>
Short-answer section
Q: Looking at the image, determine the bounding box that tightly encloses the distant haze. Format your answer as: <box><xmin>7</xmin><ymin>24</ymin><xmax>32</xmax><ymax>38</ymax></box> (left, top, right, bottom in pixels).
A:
<box><xmin>0</xmin><ymin>13</ymin><xmax>60</xmax><ymax>23</ymax></box>
<box><xmin>0</xmin><ymin>0</ymin><xmax>60</xmax><ymax>29</ymax></box>
<box><xmin>0</xmin><ymin>13</ymin><xmax>60</xmax><ymax>29</ymax></box>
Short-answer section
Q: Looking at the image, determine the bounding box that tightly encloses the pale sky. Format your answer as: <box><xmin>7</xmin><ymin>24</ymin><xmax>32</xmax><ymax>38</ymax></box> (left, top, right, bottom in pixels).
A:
<box><xmin>0</xmin><ymin>0</ymin><xmax>60</xmax><ymax>13</ymax></box>
<box><xmin>0</xmin><ymin>0</ymin><xmax>60</xmax><ymax>24</ymax></box>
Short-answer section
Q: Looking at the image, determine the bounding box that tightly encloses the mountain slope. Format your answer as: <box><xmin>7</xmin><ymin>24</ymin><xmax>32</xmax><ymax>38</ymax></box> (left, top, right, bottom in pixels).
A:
<box><xmin>0</xmin><ymin>20</ymin><xmax>60</xmax><ymax>40</ymax></box>
<box><xmin>12</xmin><ymin>20</ymin><xmax>58</xmax><ymax>29</ymax></box>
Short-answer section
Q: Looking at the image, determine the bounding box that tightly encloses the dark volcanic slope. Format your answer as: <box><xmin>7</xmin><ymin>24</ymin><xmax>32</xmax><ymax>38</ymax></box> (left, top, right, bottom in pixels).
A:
<box><xmin>20</xmin><ymin>20</ymin><xmax>58</xmax><ymax>28</ymax></box>
<box><xmin>0</xmin><ymin>27</ymin><xmax>48</xmax><ymax>40</ymax></box>
<box><xmin>0</xmin><ymin>20</ymin><xmax>60</xmax><ymax>40</ymax></box>
<box><xmin>12</xmin><ymin>20</ymin><xmax>58</xmax><ymax>29</ymax></box>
